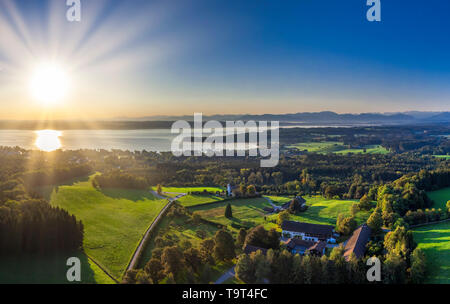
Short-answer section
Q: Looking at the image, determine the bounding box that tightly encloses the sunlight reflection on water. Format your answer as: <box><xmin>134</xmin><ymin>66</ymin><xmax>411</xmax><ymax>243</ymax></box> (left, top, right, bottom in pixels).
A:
<box><xmin>35</xmin><ymin>130</ymin><xmax>62</xmax><ymax>152</ymax></box>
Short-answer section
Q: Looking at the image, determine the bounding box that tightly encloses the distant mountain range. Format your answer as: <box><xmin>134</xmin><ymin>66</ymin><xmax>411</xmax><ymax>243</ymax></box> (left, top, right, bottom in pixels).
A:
<box><xmin>114</xmin><ymin>111</ymin><xmax>450</xmax><ymax>125</ymax></box>
<box><xmin>0</xmin><ymin>111</ymin><xmax>447</xmax><ymax>130</ymax></box>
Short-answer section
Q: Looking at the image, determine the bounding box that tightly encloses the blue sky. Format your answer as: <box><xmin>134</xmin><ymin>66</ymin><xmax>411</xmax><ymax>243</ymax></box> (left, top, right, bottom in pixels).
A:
<box><xmin>0</xmin><ymin>0</ymin><xmax>449</xmax><ymax>119</ymax></box>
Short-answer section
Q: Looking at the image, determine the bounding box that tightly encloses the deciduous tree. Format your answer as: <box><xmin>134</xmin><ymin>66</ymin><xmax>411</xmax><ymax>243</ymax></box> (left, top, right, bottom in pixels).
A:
<box><xmin>367</xmin><ymin>208</ymin><xmax>383</xmax><ymax>235</ymax></box>
<box><xmin>213</xmin><ymin>230</ymin><xmax>236</xmax><ymax>261</ymax></box>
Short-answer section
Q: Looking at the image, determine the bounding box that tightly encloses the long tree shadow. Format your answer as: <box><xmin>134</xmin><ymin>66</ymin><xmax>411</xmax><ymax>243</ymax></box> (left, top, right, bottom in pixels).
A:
<box><xmin>293</xmin><ymin>205</ymin><xmax>333</xmax><ymax>224</ymax></box>
<box><xmin>100</xmin><ymin>188</ymin><xmax>160</xmax><ymax>202</ymax></box>
<box><xmin>0</xmin><ymin>251</ymin><xmax>99</xmax><ymax>284</ymax></box>
<box><xmin>35</xmin><ymin>175</ymin><xmax>91</xmax><ymax>201</ymax></box>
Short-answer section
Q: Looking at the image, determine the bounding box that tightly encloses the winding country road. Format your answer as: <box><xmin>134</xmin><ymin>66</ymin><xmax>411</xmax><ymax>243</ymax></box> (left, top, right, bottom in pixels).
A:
<box><xmin>125</xmin><ymin>191</ymin><xmax>186</xmax><ymax>273</ymax></box>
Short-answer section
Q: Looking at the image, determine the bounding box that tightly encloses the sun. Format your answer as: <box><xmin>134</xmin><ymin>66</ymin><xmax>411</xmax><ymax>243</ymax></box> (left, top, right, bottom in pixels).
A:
<box><xmin>29</xmin><ymin>63</ymin><xmax>70</xmax><ymax>105</ymax></box>
<box><xmin>35</xmin><ymin>130</ymin><xmax>62</xmax><ymax>152</ymax></box>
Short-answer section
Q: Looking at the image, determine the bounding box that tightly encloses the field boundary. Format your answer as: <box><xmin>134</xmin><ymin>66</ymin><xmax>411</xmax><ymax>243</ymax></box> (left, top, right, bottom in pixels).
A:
<box><xmin>187</xmin><ymin>196</ymin><xmax>262</xmax><ymax>210</ymax></box>
<box><xmin>84</xmin><ymin>252</ymin><xmax>119</xmax><ymax>284</ymax></box>
<box><xmin>124</xmin><ymin>194</ymin><xmax>185</xmax><ymax>277</ymax></box>
<box><xmin>124</xmin><ymin>199</ymin><xmax>173</xmax><ymax>273</ymax></box>
<box><xmin>410</xmin><ymin>218</ymin><xmax>450</xmax><ymax>229</ymax></box>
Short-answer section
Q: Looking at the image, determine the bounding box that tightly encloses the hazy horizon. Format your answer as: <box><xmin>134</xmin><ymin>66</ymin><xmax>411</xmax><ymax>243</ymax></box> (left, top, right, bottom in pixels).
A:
<box><xmin>0</xmin><ymin>109</ymin><xmax>447</xmax><ymax>122</ymax></box>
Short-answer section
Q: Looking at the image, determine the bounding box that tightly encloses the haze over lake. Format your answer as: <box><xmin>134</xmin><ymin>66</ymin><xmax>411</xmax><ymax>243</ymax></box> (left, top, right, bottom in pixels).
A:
<box><xmin>0</xmin><ymin>129</ymin><xmax>178</xmax><ymax>152</ymax></box>
<box><xmin>0</xmin><ymin>124</ymin><xmax>356</xmax><ymax>152</ymax></box>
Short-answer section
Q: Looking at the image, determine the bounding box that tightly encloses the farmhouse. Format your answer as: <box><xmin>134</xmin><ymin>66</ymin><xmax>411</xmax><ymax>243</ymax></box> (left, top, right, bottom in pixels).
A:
<box><xmin>280</xmin><ymin>196</ymin><xmax>307</xmax><ymax>210</ymax></box>
<box><xmin>343</xmin><ymin>224</ymin><xmax>372</xmax><ymax>261</ymax></box>
<box><xmin>281</xmin><ymin>220</ymin><xmax>336</xmax><ymax>243</ymax></box>
<box><xmin>308</xmin><ymin>241</ymin><xmax>327</xmax><ymax>256</ymax></box>
<box><xmin>285</xmin><ymin>238</ymin><xmax>327</xmax><ymax>256</ymax></box>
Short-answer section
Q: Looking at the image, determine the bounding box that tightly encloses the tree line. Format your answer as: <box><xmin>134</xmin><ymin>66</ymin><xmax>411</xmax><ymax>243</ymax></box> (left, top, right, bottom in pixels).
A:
<box><xmin>0</xmin><ymin>154</ymin><xmax>87</xmax><ymax>257</ymax></box>
<box><xmin>92</xmin><ymin>170</ymin><xmax>149</xmax><ymax>190</ymax></box>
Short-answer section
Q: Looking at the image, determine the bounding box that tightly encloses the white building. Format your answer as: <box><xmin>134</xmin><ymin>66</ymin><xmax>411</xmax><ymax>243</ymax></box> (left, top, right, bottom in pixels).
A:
<box><xmin>281</xmin><ymin>220</ymin><xmax>336</xmax><ymax>243</ymax></box>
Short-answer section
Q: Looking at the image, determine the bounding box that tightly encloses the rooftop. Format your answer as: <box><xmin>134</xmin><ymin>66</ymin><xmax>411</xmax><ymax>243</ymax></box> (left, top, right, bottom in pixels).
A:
<box><xmin>243</xmin><ymin>244</ymin><xmax>268</xmax><ymax>255</ymax></box>
<box><xmin>343</xmin><ymin>224</ymin><xmax>372</xmax><ymax>261</ymax></box>
<box><xmin>281</xmin><ymin>220</ymin><xmax>334</xmax><ymax>236</ymax></box>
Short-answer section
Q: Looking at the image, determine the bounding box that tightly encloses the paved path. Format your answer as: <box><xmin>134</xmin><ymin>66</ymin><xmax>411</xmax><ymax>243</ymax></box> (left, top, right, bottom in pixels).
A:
<box><xmin>150</xmin><ymin>190</ymin><xmax>167</xmax><ymax>200</ymax></box>
<box><xmin>262</xmin><ymin>196</ymin><xmax>281</xmax><ymax>213</ymax></box>
<box><xmin>214</xmin><ymin>266</ymin><xmax>236</xmax><ymax>284</ymax></box>
<box><xmin>125</xmin><ymin>192</ymin><xmax>186</xmax><ymax>274</ymax></box>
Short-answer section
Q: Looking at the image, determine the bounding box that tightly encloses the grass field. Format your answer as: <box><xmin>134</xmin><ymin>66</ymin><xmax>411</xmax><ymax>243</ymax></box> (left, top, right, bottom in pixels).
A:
<box><xmin>268</xmin><ymin>196</ymin><xmax>372</xmax><ymax>226</ymax></box>
<box><xmin>0</xmin><ymin>251</ymin><xmax>115</xmax><ymax>284</ymax></box>
<box><xmin>177</xmin><ymin>194</ymin><xmax>225</xmax><ymax>207</ymax></box>
<box><xmin>190</xmin><ymin>196</ymin><xmax>371</xmax><ymax>232</ymax></box>
<box><xmin>152</xmin><ymin>186</ymin><xmax>226</xmax><ymax>207</ymax></box>
<box><xmin>427</xmin><ymin>187</ymin><xmax>450</xmax><ymax>210</ymax></box>
<box><xmin>434</xmin><ymin>155</ymin><xmax>450</xmax><ymax>159</ymax></box>
<box><xmin>413</xmin><ymin>221</ymin><xmax>450</xmax><ymax>284</ymax></box>
<box><xmin>286</xmin><ymin>141</ymin><xmax>389</xmax><ymax>155</ymax></box>
<box><xmin>265</xmin><ymin>196</ymin><xmax>292</xmax><ymax>206</ymax></box>
<box><xmin>335</xmin><ymin>145</ymin><xmax>389</xmax><ymax>155</ymax></box>
<box><xmin>286</xmin><ymin>141</ymin><xmax>343</xmax><ymax>153</ymax></box>
<box><xmin>190</xmin><ymin>197</ymin><xmax>275</xmax><ymax>229</ymax></box>
<box><xmin>47</xmin><ymin>175</ymin><xmax>168</xmax><ymax>279</ymax></box>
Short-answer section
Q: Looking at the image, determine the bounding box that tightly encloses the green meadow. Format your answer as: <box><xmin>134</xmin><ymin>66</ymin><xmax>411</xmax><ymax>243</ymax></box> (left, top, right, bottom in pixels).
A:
<box><xmin>286</xmin><ymin>141</ymin><xmax>389</xmax><ymax>155</ymax></box>
<box><xmin>413</xmin><ymin>221</ymin><xmax>450</xmax><ymax>284</ymax></box>
<box><xmin>268</xmin><ymin>196</ymin><xmax>372</xmax><ymax>226</ymax></box>
<box><xmin>190</xmin><ymin>197</ymin><xmax>275</xmax><ymax>229</ymax></box>
<box><xmin>286</xmin><ymin>141</ymin><xmax>343</xmax><ymax>153</ymax></box>
<box><xmin>335</xmin><ymin>145</ymin><xmax>389</xmax><ymax>155</ymax></box>
<box><xmin>48</xmin><ymin>175</ymin><xmax>167</xmax><ymax>279</ymax></box>
<box><xmin>152</xmin><ymin>186</ymin><xmax>226</xmax><ymax>207</ymax></box>
<box><xmin>0</xmin><ymin>251</ymin><xmax>115</xmax><ymax>284</ymax></box>
<box><xmin>189</xmin><ymin>196</ymin><xmax>370</xmax><ymax>230</ymax></box>
<box><xmin>177</xmin><ymin>193</ymin><xmax>225</xmax><ymax>207</ymax></box>
<box><xmin>427</xmin><ymin>187</ymin><xmax>450</xmax><ymax>210</ymax></box>
<box><xmin>265</xmin><ymin>196</ymin><xmax>292</xmax><ymax>206</ymax></box>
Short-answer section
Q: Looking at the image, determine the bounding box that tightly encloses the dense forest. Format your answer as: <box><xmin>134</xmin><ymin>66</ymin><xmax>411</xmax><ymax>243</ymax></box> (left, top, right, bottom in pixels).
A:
<box><xmin>0</xmin><ymin>148</ymin><xmax>85</xmax><ymax>256</ymax></box>
<box><xmin>0</xmin><ymin>199</ymin><xmax>83</xmax><ymax>255</ymax></box>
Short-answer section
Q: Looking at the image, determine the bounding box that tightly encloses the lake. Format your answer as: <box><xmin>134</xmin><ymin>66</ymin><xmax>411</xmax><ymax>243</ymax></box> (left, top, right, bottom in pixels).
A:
<box><xmin>0</xmin><ymin>129</ymin><xmax>178</xmax><ymax>152</ymax></box>
<box><xmin>0</xmin><ymin>124</ymin><xmax>363</xmax><ymax>152</ymax></box>
<box><xmin>0</xmin><ymin>128</ymin><xmax>281</xmax><ymax>152</ymax></box>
